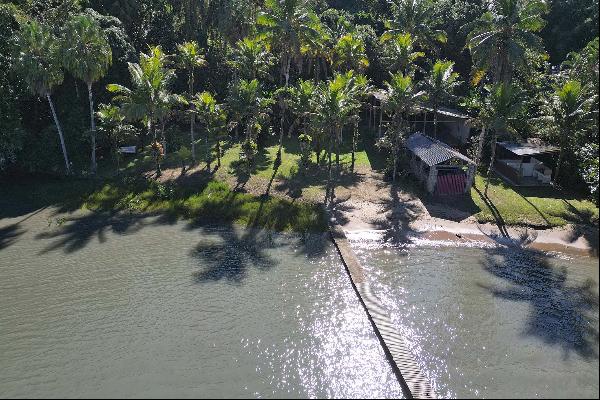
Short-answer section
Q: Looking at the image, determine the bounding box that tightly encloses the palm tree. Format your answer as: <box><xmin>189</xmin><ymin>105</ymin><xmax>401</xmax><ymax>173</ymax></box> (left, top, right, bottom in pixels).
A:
<box><xmin>300</xmin><ymin>19</ymin><xmax>333</xmax><ymax>81</ymax></box>
<box><xmin>16</xmin><ymin>20</ymin><xmax>71</xmax><ymax>174</ymax></box>
<box><xmin>257</xmin><ymin>0</ymin><xmax>318</xmax><ymax>86</ymax></box>
<box><xmin>192</xmin><ymin>91</ymin><xmax>227</xmax><ymax>169</ymax></box>
<box><xmin>312</xmin><ymin>72</ymin><xmax>367</xmax><ymax>173</ymax></box>
<box><xmin>381</xmin><ymin>72</ymin><xmax>426</xmax><ymax>181</ymax></box>
<box><xmin>62</xmin><ymin>14</ymin><xmax>112</xmax><ymax>174</ymax></box>
<box><xmin>228</xmin><ymin>36</ymin><xmax>275</xmax><ymax>81</ymax></box>
<box><xmin>225</xmin><ymin>79</ymin><xmax>273</xmax><ymax>170</ymax></box>
<box><xmin>483</xmin><ymin>83</ymin><xmax>524</xmax><ymax>195</ymax></box>
<box><xmin>107</xmin><ymin>46</ymin><xmax>176</xmax><ymax>176</ymax></box>
<box><xmin>284</xmin><ymin>79</ymin><xmax>316</xmax><ymax>138</ymax></box>
<box><xmin>536</xmin><ymin>80</ymin><xmax>597</xmax><ymax>183</ymax></box>
<box><xmin>381</xmin><ymin>0</ymin><xmax>447</xmax><ymax>52</ymax></box>
<box><xmin>332</xmin><ymin>33</ymin><xmax>369</xmax><ymax>73</ymax></box>
<box><xmin>380</xmin><ymin>33</ymin><xmax>424</xmax><ymax>76</ymax></box>
<box><xmin>423</xmin><ymin>60</ymin><xmax>461</xmax><ymax>138</ymax></box>
<box><xmin>177</xmin><ymin>41</ymin><xmax>206</xmax><ymax>164</ymax></box>
<box><xmin>96</xmin><ymin>104</ymin><xmax>132</xmax><ymax>173</ymax></box>
<box><xmin>466</xmin><ymin>0</ymin><xmax>547</xmax><ymax>85</ymax></box>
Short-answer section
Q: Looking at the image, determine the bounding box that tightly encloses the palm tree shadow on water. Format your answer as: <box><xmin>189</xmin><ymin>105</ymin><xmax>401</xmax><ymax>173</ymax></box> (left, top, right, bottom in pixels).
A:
<box><xmin>480</xmin><ymin>246</ymin><xmax>599</xmax><ymax>360</ymax></box>
<box><xmin>189</xmin><ymin>160</ymin><xmax>327</xmax><ymax>285</ymax></box>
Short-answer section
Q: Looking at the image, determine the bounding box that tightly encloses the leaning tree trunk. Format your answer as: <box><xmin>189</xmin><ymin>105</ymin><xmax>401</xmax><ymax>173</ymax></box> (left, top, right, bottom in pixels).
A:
<box><xmin>87</xmin><ymin>82</ymin><xmax>97</xmax><ymax>174</ymax></box>
<box><xmin>484</xmin><ymin>131</ymin><xmax>498</xmax><ymax>196</ymax></box>
<box><xmin>46</xmin><ymin>93</ymin><xmax>71</xmax><ymax>175</ymax></box>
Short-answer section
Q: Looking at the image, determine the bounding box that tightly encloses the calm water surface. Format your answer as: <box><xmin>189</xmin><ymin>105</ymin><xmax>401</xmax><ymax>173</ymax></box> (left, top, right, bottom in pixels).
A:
<box><xmin>0</xmin><ymin>210</ymin><xmax>404</xmax><ymax>398</ymax></box>
<box><xmin>349</xmin><ymin>235</ymin><xmax>599</xmax><ymax>398</ymax></box>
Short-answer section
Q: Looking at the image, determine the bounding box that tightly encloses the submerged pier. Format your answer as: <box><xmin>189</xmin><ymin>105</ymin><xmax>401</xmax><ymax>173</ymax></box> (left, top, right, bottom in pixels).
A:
<box><xmin>329</xmin><ymin>221</ymin><xmax>435</xmax><ymax>399</ymax></box>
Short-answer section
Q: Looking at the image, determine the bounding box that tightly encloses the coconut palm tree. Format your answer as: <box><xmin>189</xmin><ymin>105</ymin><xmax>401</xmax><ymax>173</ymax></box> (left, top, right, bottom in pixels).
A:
<box><xmin>423</xmin><ymin>60</ymin><xmax>461</xmax><ymax>138</ymax></box>
<box><xmin>107</xmin><ymin>46</ymin><xmax>176</xmax><ymax>176</ymax></box>
<box><xmin>381</xmin><ymin>72</ymin><xmax>426</xmax><ymax>181</ymax></box>
<box><xmin>16</xmin><ymin>20</ymin><xmax>71</xmax><ymax>174</ymax></box>
<box><xmin>536</xmin><ymin>80</ymin><xmax>597</xmax><ymax>183</ymax></box>
<box><xmin>192</xmin><ymin>91</ymin><xmax>227</xmax><ymax>169</ymax></box>
<box><xmin>96</xmin><ymin>103</ymin><xmax>133</xmax><ymax>173</ymax></box>
<box><xmin>380</xmin><ymin>32</ymin><xmax>424</xmax><ymax>77</ymax></box>
<box><xmin>62</xmin><ymin>14</ymin><xmax>112</xmax><ymax>175</ymax></box>
<box><xmin>300</xmin><ymin>19</ymin><xmax>333</xmax><ymax>81</ymax></box>
<box><xmin>381</xmin><ymin>0</ymin><xmax>447</xmax><ymax>52</ymax></box>
<box><xmin>332</xmin><ymin>33</ymin><xmax>369</xmax><ymax>73</ymax></box>
<box><xmin>466</xmin><ymin>0</ymin><xmax>547</xmax><ymax>85</ymax></box>
<box><xmin>228</xmin><ymin>36</ymin><xmax>275</xmax><ymax>81</ymax></box>
<box><xmin>177</xmin><ymin>41</ymin><xmax>206</xmax><ymax>164</ymax></box>
<box><xmin>483</xmin><ymin>83</ymin><xmax>524</xmax><ymax>195</ymax></box>
<box><xmin>225</xmin><ymin>79</ymin><xmax>273</xmax><ymax>170</ymax></box>
<box><xmin>284</xmin><ymin>79</ymin><xmax>316</xmax><ymax>138</ymax></box>
<box><xmin>257</xmin><ymin>0</ymin><xmax>318</xmax><ymax>86</ymax></box>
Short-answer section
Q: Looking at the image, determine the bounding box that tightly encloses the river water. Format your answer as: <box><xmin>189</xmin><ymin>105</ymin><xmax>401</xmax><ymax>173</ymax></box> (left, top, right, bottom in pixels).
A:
<box><xmin>350</xmin><ymin>235</ymin><xmax>599</xmax><ymax>398</ymax></box>
<box><xmin>0</xmin><ymin>210</ymin><xmax>403</xmax><ymax>398</ymax></box>
<box><xmin>1</xmin><ymin>209</ymin><xmax>598</xmax><ymax>398</ymax></box>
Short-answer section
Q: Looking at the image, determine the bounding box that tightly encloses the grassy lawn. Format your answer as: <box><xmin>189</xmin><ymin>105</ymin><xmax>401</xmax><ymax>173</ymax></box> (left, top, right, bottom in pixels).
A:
<box><xmin>1</xmin><ymin>175</ymin><xmax>327</xmax><ymax>233</ymax></box>
<box><xmin>470</xmin><ymin>175</ymin><xmax>598</xmax><ymax>228</ymax></box>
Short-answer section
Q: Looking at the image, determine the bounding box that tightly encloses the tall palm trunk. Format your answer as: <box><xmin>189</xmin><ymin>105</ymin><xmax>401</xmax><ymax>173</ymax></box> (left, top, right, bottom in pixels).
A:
<box><xmin>161</xmin><ymin>119</ymin><xmax>167</xmax><ymax>156</ymax></box>
<box><xmin>433</xmin><ymin>106</ymin><xmax>438</xmax><ymax>139</ymax></box>
<box><xmin>351</xmin><ymin>124</ymin><xmax>357</xmax><ymax>172</ymax></box>
<box><xmin>87</xmin><ymin>82</ymin><xmax>97</xmax><ymax>174</ymax></box>
<box><xmin>335</xmin><ymin>126</ymin><xmax>341</xmax><ymax>169</ymax></box>
<box><xmin>484</xmin><ymin>131</ymin><xmax>498</xmax><ymax>196</ymax></box>
<box><xmin>47</xmin><ymin>93</ymin><xmax>71</xmax><ymax>175</ymax></box>
<box><xmin>205</xmin><ymin>127</ymin><xmax>211</xmax><ymax>170</ymax></box>
<box><xmin>475</xmin><ymin>126</ymin><xmax>487</xmax><ymax>168</ymax></box>
<box><xmin>216</xmin><ymin>140</ymin><xmax>221</xmax><ymax>168</ymax></box>
<box><xmin>554</xmin><ymin>147</ymin><xmax>565</xmax><ymax>184</ymax></box>
<box><xmin>422</xmin><ymin>110</ymin><xmax>427</xmax><ymax>134</ymax></box>
<box><xmin>189</xmin><ymin>71</ymin><xmax>196</xmax><ymax>163</ymax></box>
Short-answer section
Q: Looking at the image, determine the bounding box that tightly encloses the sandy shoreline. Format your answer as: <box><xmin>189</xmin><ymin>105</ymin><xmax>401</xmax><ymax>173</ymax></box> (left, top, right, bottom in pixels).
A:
<box><xmin>334</xmin><ymin>194</ymin><xmax>598</xmax><ymax>257</ymax></box>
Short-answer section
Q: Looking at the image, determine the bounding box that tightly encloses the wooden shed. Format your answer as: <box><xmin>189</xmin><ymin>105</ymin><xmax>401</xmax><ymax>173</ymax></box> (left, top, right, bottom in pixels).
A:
<box><xmin>405</xmin><ymin>133</ymin><xmax>476</xmax><ymax>195</ymax></box>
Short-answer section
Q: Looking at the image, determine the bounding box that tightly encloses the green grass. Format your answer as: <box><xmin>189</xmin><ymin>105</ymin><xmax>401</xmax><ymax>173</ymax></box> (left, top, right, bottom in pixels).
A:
<box><xmin>470</xmin><ymin>175</ymin><xmax>598</xmax><ymax>228</ymax></box>
<box><xmin>1</xmin><ymin>175</ymin><xmax>327</xmax><ymax>233</ymax></box>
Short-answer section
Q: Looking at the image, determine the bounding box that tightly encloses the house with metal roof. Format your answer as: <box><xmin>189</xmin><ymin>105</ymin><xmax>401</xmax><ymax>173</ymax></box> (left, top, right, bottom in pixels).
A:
<box><xmin>494</xmin><ymin>141</ymin><xmax>559</xmax><ymax>186</ymax></box>
<box><xmin>405</xmin><ymin>132</ymin><xmax>476</xmax><ymax>195</ymax></box>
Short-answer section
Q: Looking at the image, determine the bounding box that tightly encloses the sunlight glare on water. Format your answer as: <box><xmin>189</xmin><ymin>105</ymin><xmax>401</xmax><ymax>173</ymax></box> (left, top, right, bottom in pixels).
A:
<box><xmin>0</xmin><ymin>210</ymin><xmax>404</xmax><ymax>398</ymax></box>
<box><xmin>350</xmin><ymin>233</ymin><xmax>599</xmax><ymax>399</ymax></box>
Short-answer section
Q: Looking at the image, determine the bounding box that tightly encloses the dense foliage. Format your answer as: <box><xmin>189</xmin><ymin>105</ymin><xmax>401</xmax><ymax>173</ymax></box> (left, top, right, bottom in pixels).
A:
<box><xmin>1</xmin><ymin>0</ymin><xmax>598</xmax><ymax>200</ymax></box>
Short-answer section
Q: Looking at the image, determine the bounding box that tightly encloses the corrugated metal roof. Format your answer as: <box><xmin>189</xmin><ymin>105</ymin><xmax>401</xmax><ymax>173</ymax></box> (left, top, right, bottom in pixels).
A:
<box><xmin>498</xmin><ymin>141</ymin><xmax>559</xmax><ymax>156</ymax></box>
<box><xmin>405</xmin><ymin>132</ymin><xmax>474</xmax><ymax>166</ymax></box>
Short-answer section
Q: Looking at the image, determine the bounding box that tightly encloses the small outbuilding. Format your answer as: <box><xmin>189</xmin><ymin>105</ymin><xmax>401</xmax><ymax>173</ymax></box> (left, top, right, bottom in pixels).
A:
<box><xmin>494</xmin><ymin>141</ymin><xmax>559</xmax><ymax>186</ymax></box>
<box><xmin>405</xmin><ymin>132</ymin><xmax>476</xmax><ymax>195</ymax></box>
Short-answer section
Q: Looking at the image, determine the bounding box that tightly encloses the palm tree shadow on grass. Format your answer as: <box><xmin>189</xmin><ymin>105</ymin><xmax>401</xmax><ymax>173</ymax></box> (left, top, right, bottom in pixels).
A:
<box><xmin>275</xmin><ymin>162</ymin><xmax>366</xmax><ymax>200</ymax></box>
<box><xmin>230</xmin><ymin>146</ymin><xmax>272</xmax><ymax>190</ymax></box>
<box><xmin>480</xmin><ymin>246</ymin><xmax>599</xmax><ymax>360</ymax></box>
